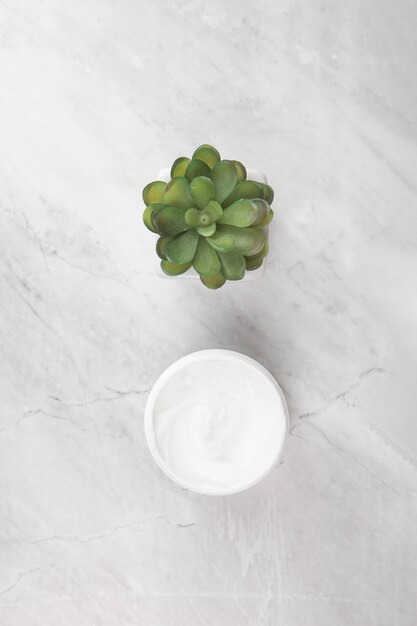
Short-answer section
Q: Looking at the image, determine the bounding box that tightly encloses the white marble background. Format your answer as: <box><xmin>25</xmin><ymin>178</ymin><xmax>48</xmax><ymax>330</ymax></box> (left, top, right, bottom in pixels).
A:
<box><xmin>1</xmin><ymin>0</ymin><xmax>416</xmax><ymax>624</ymax></box>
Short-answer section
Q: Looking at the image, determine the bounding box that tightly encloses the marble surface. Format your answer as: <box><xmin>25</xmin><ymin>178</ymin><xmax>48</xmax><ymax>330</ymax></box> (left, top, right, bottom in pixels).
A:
<box><xmin>1</xmin><ymin>0</ymin><xmax>416</xmax><ymax>624</ymax></box>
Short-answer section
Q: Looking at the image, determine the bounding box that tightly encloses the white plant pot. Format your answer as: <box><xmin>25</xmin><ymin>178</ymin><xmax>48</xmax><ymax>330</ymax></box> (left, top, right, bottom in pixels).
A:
<box><xmin>155</xmin><ymin>168</ymin><xmax>269</xmax><ymax>282</ymax></box>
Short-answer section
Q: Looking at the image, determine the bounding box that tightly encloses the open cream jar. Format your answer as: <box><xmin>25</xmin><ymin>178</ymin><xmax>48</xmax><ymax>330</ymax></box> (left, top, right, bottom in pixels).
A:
<box><xmin>144</xmin><ymin>349</ymin><xmax>288</xmax><ymax>495</ymax></box>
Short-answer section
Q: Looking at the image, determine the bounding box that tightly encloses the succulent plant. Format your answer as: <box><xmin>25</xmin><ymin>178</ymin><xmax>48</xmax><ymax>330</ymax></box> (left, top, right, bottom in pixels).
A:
<box><xmin>142</xmin><ymin>144</ymin><xmax>274</xmax><ymax>289</ymax></box>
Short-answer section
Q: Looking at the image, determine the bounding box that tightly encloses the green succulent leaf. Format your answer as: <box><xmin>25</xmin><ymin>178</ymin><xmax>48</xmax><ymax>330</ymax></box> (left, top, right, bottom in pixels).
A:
<box><xmin>165</xmin><ymin>229</ymin><xmax>199</xmax><ymax>264</ymax></box>
<box><xmin>161</xmin><ymin>260</ymin><xmax>192</xmax><ymax>276</ymax></box>
<box><xmin>163</xmin><ymin>177</ymin><xmax>194</xmax><ymax>209</ymax></box>
<box><xmin>204</xmin><ymin>200</ymin><xmax>223</xmax><ymax>222</ymax></box>
<box><xmin>143</xmin><ymin>205</ymin><xmax>158</xmax><ymax>232</ymax></box>
<box><xmin>245</xmin><ymin>256</ymin><xmax>265</xmax><ymax>271</ymax></box>
<box><xmin>206</xmin><ymin>231</ymin><xmax>236</xmax><ymax>253</ymax></box>
<box><xmin>223</xmin><ymin>180</ymin><xmax>263</xmax><ymax>208</ymax></box>
<box><xmin>218</xmin><ymin>250</ymin><xmax>246</xmax><ymax>281</ymax></box>
<box><xmin>217</xmin><ymin>224</ymin><xmax>265</xmax><ymax>256</ymax></box>
<box><xmin>210</xmin><ymin>160</ymin><xmax>238</xmax><ymax>204</ymax></box>
<box><xmin>261</xmin><ymin>183</ymin><xmax>274</xmax><ymax>205</ymax></box>
<box><xmin>193</xmin><ymin>237</ymin><xmax>221</xmax><ymax>277</ymax></box>
<box><xmin>197</xmin><ymin>223</ymin><xmax>216</xmax><ymax>237</ymax></box>
<box><xmin>200</xmin><ymin>273</ymin><xmax>226</xmax><ymax>289</ymax></box>
<box><xmin>154</xmin><ymin>206</ymin><xmax>190</xmax><ymax>236</ymax></box>
<box><xmin>171</xmin><ymin>157</ymin><xmax>191</xmax><ymax>178</ymax></box>
<box><xmin>185</xmin><ymin>159</ymin><xmax>211</xmax><ymax>182</ymax></box>
<box><xmin>185</xmin><ymin>208</ymin><xmax>201</xmax><ymax>227</ymax></box>
<box><xmin>156</xmin><ymin>236</ymin><xmax>173</xmax><ymax>259</ymax></box>
<box><xmin>232</xmin><ymin>160</ymin><xmax>247</xmax><ymax>183</ymax></box>
<box><xmin>255</xmin><ymin>208</ymin><xmax>274</xmax><ymax>228</ymax></box>
<box><xmin>142</xmin><ymin>181</ymin><xmax>167</xmax><ymax>206</ymax></box>
<box><xmin>189</xmin><ymin>176</ymin><xmax>216</xmax><ymax>210</ymax></box>
<box><xmin>149</xmin><ymin>203</ymin><xmax>167</xmax><ymax>229</ymax></box>
<box><xmin>245</xmin><ymin>238</ymin><xmax>269</xmax><ymax>261</ymax></box>
<box><xmin>218</xmin><ymin>198</ymin><xmax>269</xmax><ymax>227</ymax></box>
<box><xmin>192</xmin><ymin>144</ymin><xmax>221</xmax><ymax>169</ymax></box>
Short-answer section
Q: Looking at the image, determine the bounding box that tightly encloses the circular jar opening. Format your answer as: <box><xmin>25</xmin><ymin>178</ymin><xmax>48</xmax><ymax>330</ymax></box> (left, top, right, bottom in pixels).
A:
<box><xmin>144</xmin><ymin>349</ymin><xmax>288</xmax><ymax>495</ymax></box>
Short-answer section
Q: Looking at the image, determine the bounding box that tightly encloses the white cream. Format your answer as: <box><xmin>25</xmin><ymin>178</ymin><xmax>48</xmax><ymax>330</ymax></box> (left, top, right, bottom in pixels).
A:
<box><xmin>148</xmin><ymin>355</ymin><xmax>287</xmax><ymax>494</ymax></box>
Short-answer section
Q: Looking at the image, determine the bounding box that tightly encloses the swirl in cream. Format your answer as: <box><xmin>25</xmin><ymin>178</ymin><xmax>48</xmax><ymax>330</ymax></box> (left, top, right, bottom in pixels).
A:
<box><xmin>149</xmin><ymin>356</ymin><xmax>287</xmax><ymax>494</ymax></box>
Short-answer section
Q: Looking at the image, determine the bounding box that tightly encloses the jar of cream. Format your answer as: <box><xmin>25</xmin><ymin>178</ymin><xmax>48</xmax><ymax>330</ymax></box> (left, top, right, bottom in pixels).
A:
<box><xmin>144</xmin><ymin>349</ymin><xmax>288</xmax><ymax>495</ymax></box>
